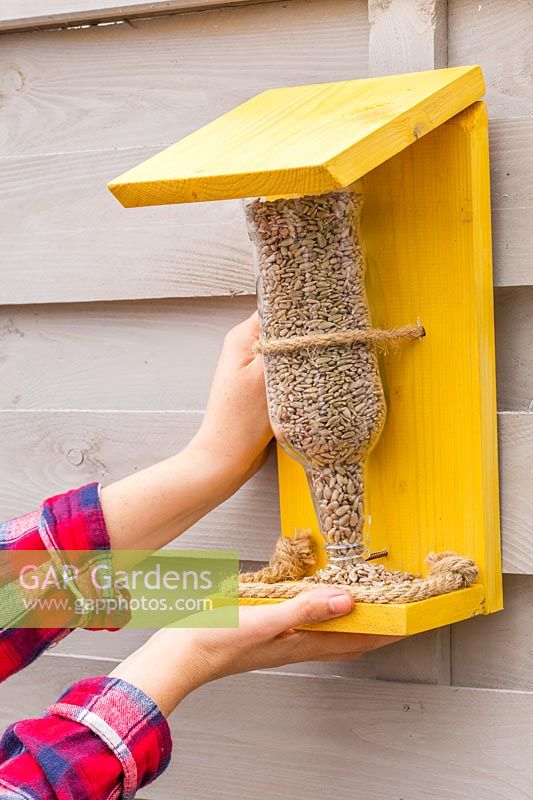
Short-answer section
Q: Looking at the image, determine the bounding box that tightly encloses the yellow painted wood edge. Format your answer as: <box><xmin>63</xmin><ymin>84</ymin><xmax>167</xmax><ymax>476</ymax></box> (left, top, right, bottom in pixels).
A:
<box><xmin>108</xmin><ymin>166</ymin><xmax>335</xmax><ymax>209</ymax></box>
<box><xmin>465</xmin><ymin>101</ymin><xmax>503</xmax><ymax>615</ymax></box>
<box><xmin>238</xmin><ymin>584</ymin><xmax>486</xmax><ymax>635</ymax></box>
<box><xmin>324</xmin><ymin>66</ymin><xmax>485</xmax><ymax>191</ymax></box>
<box><xmin>107</xmin><ymin>66</ymin><xmax>485</xmax><ymax>207</ymax></box>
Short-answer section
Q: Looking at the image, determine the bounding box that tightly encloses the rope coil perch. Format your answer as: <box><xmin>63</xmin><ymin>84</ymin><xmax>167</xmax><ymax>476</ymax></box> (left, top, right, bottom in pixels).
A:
<box><xmin>239</xmin><ymin>534</ymin><xmax>478</xmax><ymax>604</ymax></box>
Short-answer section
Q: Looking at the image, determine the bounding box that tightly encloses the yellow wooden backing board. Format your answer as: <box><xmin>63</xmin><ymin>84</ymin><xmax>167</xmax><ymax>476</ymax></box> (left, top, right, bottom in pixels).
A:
<box><xmin>108</xmin><ymin>66</ymin><xmax>485</xmax><ymax>207</ymax></box>
<box><xmin>275</xmin><ymin>102</ymin><xmax>502</xmax><ymax>634</ymax></box>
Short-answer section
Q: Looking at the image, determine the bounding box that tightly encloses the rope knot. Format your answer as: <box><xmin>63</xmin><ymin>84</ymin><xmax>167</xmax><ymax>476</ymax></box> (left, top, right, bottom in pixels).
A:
<box><xmin>426</xmin><ymin>551</ymin><xmax>478</xmax><ymax>588</ymax></box>
<box><xmin>240</xmin><ymin>529</ymin><xmax>316</xmax><ymax>584</ymax></box>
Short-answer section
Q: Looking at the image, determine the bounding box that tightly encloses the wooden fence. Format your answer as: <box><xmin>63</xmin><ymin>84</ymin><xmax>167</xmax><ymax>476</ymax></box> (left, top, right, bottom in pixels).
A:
<box><xmin>0</xmin><ymin>1</ymin><xmax>531</xmax><ymax>796</ymax></box>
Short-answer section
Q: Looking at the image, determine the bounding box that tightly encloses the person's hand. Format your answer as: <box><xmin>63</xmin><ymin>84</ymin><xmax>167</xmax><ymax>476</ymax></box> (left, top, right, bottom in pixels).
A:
<box><xmin>110</xmin><ymin>588</ymin><xmax>401</xmax><ymax>716</ymax></box>
<box><xmin>192</xmin><ymin>311</ymin><xmax>272</xmax><ymax>488</ymax></box>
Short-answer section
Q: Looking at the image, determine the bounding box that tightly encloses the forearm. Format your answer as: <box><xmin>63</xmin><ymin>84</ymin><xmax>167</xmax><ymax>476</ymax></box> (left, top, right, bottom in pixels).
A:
<box><xmin>101</xmin><ymin>313</ymin><xmax>271</xmax><ymax>553</ymax></box>
<box><xmin>109</xmin><ymin>588</ymin><xmax>396</xmax><ymax>721</ymax></box>
<box><xmin>109</xmin><ymin>630</ymin><xmax>200</xmax><ymax>717</ymax></box>
<box><xmin>100</xmin><ymin>437</ymin><xmax>248</xmax><ymax>552</ymax></box>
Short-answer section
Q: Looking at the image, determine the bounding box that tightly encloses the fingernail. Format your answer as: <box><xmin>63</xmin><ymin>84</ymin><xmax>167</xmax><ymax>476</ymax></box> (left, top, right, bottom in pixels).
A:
<box><xmin>328</xmin><ymin>593</ymin><xmax>353</xmax><ymax>616</ymax></box>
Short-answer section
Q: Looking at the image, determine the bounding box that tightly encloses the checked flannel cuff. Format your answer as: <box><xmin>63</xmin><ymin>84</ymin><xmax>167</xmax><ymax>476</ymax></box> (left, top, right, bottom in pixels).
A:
<box><xmin>47</xmin><ymin>676</ymin><xmax>172</xmax><ymax>800</ymax></box>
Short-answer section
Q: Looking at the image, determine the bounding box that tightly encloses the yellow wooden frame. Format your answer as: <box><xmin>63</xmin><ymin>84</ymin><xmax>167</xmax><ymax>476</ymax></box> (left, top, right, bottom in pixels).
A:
<box><xmin>108</xmin><ymin>67</ymin><xmax>502</xmax><ymax>635</ymax></box>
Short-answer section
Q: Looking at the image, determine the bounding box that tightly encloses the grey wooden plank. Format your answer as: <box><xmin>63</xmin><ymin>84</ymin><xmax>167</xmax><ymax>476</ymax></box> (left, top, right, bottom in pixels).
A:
<box><xmin>0</xmin><ymin>409</ymin><xmax>281</xmax><ymax>561</ymax></box>
<box><xmin>489</xmin><ymin>116</ymin><xmax>533</xmax><ymax>287</ymax></box>
<box><xmin>0</xmin><ymin>0</ymin><xmax>276</xmax><ymax>31</ymax></box>
<box><xmin>498</xmin><ymin>412</ymin><xmax>533</xmax><ymax>574</ymax></box>
<box><xmin>285</xmin><ymin>628</ymin><xmax>451</xmax><ymax>684</ymax></box>
<box><xmin>0</xmin><ymin>410</ymin><xmax>528</xmax><ymax>570</ymax></box>
<box><xmin>0</xmin><ymin>296</ymin><xmax>257</xmax><ymax>411</ymax></box>
<box><xmin>448</xmin><ymin>0</ymin><xmax>533</xmax><ymax>118</ymax></box>
<box><xmin>1</xmin><ymin>655</ymin><xmax>532</xmax><ymax>799</ymax></box>
<box><xmin>374</xmin><ymin>627</ymin><xmax>451</xmax><ymax>684</ymax></box>
<box><xmin>492</xmin><ymin>208</ymin><xmax>533</xmax><ymax>288</ymax></box>
<box><xmin>0</xmin><ymin>0</ymin><xmax>369</xmax><ymax>157</ymax></box>
<box><xmin>368</xmin><ymin>0</ymin><xmax>448</xmax><ymax>76</ymax></box>
<box><xmin>494</xmin><ymin>287</ymin><xmax>533</xmax><ymax>412</ymax></box>
<box><xmin>0</xmin><ymin>147</ymin><xmax>255</xmax><ymax>304</ymax></box>
<box><xmin>0</xmin><ymin>285</ymin><xmax>529</xmax><ymax>411</ymax></box>
<box><xmin>490</xmin><ymin>118</ymin><xmax>533</xmax><ymax>211</ymax></box>
<box><xmin>0</xmin><ymin>118</ymin><xmax>530</xmax><ymax>305</ymax></box>
<box><xmin>452</xmin><ymin>574</ymin><xmax>533</xmax><ymax>690</ymax></box>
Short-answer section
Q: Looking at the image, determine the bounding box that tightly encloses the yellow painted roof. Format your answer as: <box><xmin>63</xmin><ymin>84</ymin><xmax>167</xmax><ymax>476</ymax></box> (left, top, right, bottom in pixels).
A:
<box><xmin>108</xmin><ymin>65</ymin><xmax>484</xmax><ymax>207</ymax></box>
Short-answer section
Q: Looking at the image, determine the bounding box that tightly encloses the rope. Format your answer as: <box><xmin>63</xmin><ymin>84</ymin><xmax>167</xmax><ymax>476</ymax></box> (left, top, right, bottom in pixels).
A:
<box><xmin>240</xmin><ymin>530</ymin><xmax>316</xmax><ymax>583</ymax></box>
<box><xmin>253</xmin><ymin>323</ymin><xmax>425</xmax><ymax>355</ymax></box>
<box><xmin>239</xmin><ymin>534</ymin><xmax>478</xmax><ymax>604</ymax></box>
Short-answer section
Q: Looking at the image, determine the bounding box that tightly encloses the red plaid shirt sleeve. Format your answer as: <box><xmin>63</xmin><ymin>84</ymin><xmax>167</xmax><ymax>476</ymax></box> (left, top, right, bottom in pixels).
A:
<box><xmin>0</xmin><ymin>483</ymin><xmax>116</xmax><ymax>682</ymax></box>
<box><xmin>0</xmin><ymin>485</ymin><xmax>173</xmax><ymax>799</ymax></box>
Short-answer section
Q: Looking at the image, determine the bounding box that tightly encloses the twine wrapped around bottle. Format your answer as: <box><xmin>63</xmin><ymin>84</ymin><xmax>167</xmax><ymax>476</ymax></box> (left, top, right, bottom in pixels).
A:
<box><xmin>253</xmin><ymin>323</ymin><xmax>425</xmax><ymax>355</ymax></box>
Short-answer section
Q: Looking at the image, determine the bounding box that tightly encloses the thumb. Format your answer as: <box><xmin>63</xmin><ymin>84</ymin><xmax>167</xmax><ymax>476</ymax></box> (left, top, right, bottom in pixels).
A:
<box><xmin>264</xmin><ymin>587</ymin><xmax>355</xmax><ymax>634</ymax></box>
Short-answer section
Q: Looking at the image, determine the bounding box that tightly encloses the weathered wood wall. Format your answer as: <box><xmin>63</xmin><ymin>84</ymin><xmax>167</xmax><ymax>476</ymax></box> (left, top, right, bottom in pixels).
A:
<box><xmin>0</xmin><ymin>0</ymin><xmax>531</xmax><ymax>796</ymax></box>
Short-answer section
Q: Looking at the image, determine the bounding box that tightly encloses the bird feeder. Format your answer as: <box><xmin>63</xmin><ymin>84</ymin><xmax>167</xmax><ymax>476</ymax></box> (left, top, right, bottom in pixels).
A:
<box><xmin>108</xmin><ymin>65</ymin><xmax>502</xmax><ymax>635</ymax></box>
